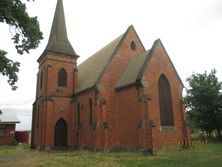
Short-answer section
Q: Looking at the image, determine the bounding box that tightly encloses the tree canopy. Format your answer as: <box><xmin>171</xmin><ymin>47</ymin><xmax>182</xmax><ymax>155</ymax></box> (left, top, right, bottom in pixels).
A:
<box><xmin>0</xmin><ymin>0</ymin><xmax>43</xmax><ymax>90</ymax></box>
<box><xmin>185</xmin><ymin>69</ymin><xmax>222</xmax><ymax>138</ymax></box>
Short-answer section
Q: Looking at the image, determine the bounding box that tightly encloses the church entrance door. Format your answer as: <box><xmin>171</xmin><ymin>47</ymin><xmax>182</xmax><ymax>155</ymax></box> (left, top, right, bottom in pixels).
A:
<box><xmin>54</xmin><ymin>118</ymin><xmax>67</xmax><ymax>147</ymax></box>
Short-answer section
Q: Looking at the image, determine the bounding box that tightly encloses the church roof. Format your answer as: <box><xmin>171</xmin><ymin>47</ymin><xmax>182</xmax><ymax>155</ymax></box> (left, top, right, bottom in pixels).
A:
<box><xmin>115</xmin><ymin>39</ymin><xmax>160</xmax><ymax>90</ymax></box>
<box><xmin>115</xmin><ymin>50</ymin><xmax>151</xmax><ymax>90</ymax></box>
<box><xmin>76</xmin><ymin>25</ymin><xmax>145</xmax><ymax>94</ymax></box>
<box><xmin>115</xmin><ymin>39</ymin><xmax>162</xmax><ymax>90</ymax></box>
<box><xmin>38</xmin><ymin>0</ymin><xmax>77</xmax><ymax>63</ymax></box>
<box><xmin>116</xmin><ymin>39</ymin><xmax>184</xmax><ymax>90</ymax></box>
<box><xmin>75</xmin><ymin>25</ymin><xmax>183</xmax><ymax>94</ymax></box>
<box><xmin>76</xmin><ymin>34</ymin><xmax>124</xmax><ymax>93</ymax></box>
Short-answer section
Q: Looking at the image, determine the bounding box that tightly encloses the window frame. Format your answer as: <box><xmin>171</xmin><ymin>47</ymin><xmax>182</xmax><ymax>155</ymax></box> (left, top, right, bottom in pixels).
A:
<box><xmin>37</xmin><ymin>106</ymin><xmax>40</xmax><ymax>129</ymax></box>
<box><xmin>89</xmin><ymin>98</ymin><xmax>93</xmax><ymax>125</ymax></box>
<box><xmin>77</xmin><ymin>102</ymin><xmax>80</xmax><ymax>126</ymax></box>
<box><xmin>130</xmin><ymin>41</ymin><xmax>136</xmax><ymax>51</ymax></box>
<box><xmin>40</xmin><ymin>71</ymin><xmax>43</xmax><ymax>89</ymax></box>
<box><xmin>0</xmin><ymin>125</ymin><xmax>5</xmax><ymax>137</ymax></box>
<box><xmin>58</xmin><ymin>68</ymin><xmax>67</xmax><ymax>87</ymax></box>
<box><xmin>158</xmin><ymin>74</ymin><xmax>174</xmax><ymax>126</ymax></box>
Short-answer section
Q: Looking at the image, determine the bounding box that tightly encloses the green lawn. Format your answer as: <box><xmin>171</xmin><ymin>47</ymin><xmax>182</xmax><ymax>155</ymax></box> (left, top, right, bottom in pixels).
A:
<box><xmin>0</xmin><ymin>142</ymin><xmax>221</xmax><ymax>167</ymax></box>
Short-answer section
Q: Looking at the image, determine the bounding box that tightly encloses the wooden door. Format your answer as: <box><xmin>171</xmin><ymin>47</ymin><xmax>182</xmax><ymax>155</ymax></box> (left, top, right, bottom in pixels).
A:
<box><xmin>54</xmin><ymin>118</ymin><xmax>67</xmax><ymax>147</ymax></box>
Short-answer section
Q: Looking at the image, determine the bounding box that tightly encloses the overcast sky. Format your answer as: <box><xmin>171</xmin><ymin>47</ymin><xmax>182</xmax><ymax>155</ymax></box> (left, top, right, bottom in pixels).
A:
<box><xmin>0</xmin><ymin>0</ymin><xmax>222</xmax><ymax>130</ymax></box>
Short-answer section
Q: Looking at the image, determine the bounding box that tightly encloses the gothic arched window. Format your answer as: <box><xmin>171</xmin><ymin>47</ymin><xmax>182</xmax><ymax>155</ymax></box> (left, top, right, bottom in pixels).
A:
<box><xmin>158</xmin><ymin>74</ymin><xmax>174</xmax><ymax>126</ymax></box>
<box><xmin>77</xmin><ymin>102</ymin><xmax>81</xmax><ymax>138</ymax></box>
<box><xmin>37</xmin><ymin>106</ymin><xmax>40</xmax><ymax>129</ymax></box>
<box><xmin>130</xmin><ymin>41</ymin><xmax>136</xmax><ymax>51</ymax></box>
<box><xmin>58</xmin><ymin>68</ymin><xmax>67</xmax><ymax>87</ymax></box>
<box><xmin>89</xmin><ymin>99</ymin><xmax>93</xmax><ymax>125</ymax></box>
<box><xmin>77</xmin><ymin>102</ymin><xmax>80</xmax><ymax>126</ymax></box>
<box><xmin>40</xmin><ymin>71</ymin><xmax>43</xmax><ymax>89</ymax></box>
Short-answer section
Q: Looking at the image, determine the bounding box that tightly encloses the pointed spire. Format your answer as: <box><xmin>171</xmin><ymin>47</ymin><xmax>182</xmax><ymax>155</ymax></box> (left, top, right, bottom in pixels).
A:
<box><xmin>44</xmin><ymin>0</ymin><xmax>77</xmax><ymax>57</ymax></box>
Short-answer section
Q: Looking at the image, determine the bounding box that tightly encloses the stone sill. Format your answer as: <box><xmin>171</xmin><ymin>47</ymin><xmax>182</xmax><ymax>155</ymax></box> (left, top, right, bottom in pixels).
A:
<box><xmin>160</xmin><ymin>126</ymin><xmax>176</xmax><ymax>132</ymax></box>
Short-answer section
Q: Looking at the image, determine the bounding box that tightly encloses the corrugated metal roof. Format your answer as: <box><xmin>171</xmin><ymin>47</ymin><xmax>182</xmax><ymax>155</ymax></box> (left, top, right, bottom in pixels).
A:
<box><xmin>76</xmin><ymin>34</ymin><xmax>124</xmax><ymax>93</ymax></box>
<box><xmin>0</xmin><ymin>112</ymin><xmax>20</xmax><ymax>124</ymax></box>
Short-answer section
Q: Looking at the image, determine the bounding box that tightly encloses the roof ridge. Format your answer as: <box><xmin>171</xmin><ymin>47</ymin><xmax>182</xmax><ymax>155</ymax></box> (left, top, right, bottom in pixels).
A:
<box><xmin>115</xmin><ymin>50</ymin><xmax>150</xmax><ymax>90</ymax></box>
<box><xmin>76</xmin><ymin>31</ymin><xmax>126</xmax><ymax>94</ymax></box>
<box><xmin>136</xmin><ymin>39</ymin><xmax>160</xmax><ymax>80</ymax></box>
<box><xmin>136</xmin><ymin>38</ymin><xmax>184</xmax><ymax>86</ymax></box>
<box><xmin>126</xmin><ymin>25</ymin><xmax>146</xmax><ymax>51</ymax></box>
<box><xmin>93</xmin><ymin>25</ymin><xmax>137</xmax><ymax>87</ymax></box>
<box><xmin>78</xmin><ymin>34</ymin><xmax>124</xmax><ymax>68</ymax></box>
<box><xmin>76</xmin><ymin>25</ymin><xmax>145</xmax><ymax>94</ymax></box>
<box><xmin>157</xmin><ymin>39</ymin><xmax>184</xmax><ymax>87</ymax></box>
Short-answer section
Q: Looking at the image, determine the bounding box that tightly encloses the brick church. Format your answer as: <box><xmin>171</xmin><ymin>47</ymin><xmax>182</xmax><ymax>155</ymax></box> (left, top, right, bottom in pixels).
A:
<box><xmin>31</xmin><ymin>0</ymin><xmax>190</xmax><ymax>151</ymax></box>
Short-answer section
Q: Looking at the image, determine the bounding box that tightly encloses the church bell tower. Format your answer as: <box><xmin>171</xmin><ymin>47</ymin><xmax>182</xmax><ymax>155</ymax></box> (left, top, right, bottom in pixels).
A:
<box><xmin>31</xmin><ymin>0</ymin><xmax>78</xmax><ymax>149</ymax></box>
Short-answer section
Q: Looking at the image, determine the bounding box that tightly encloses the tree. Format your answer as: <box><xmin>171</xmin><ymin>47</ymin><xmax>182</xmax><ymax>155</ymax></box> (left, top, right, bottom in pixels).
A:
<box><xmin>0</xmin><ymin>0</ymin><xmax>43</xmax><ymax>90</ymax></box>
<box><xmin>185</xmin><ymin>69</ymin><xmax>222</xmax><ymax>139</ymax></box>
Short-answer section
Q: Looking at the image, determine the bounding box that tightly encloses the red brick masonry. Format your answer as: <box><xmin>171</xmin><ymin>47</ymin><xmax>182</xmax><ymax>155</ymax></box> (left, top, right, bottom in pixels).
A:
<box><xmin>0</xmin><ymin>124</ymin><xmax>16</xmax><ymax>146</ymax></box>
<box><xmin>31</xmin><ymin>27</ymin><xmax>190</xmax><ymax>151</ymax></box>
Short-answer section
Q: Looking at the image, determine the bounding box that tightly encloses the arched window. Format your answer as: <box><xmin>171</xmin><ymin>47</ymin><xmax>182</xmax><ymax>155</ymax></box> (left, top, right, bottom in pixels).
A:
<box><xmin>58</xmin><ymin>68</ymin><xmax>67</xmax><ymax>87</ymax></box>
<box><xmin>40</xmin><ymin>71</ymin><xmax>43</xmax><ymax>89</ymax></box>
<box><xmin>158</xmin><ymin>74</ymin><xmax>174</xmax><ymax>126</ymax></box>
<box><xmin>77</xmin><ymin>102</ymin><xmax>81</xmax><ymax>138</ymax></box>
<box><xmin>89</xmin><ymin>99</ymin><xmax>93</xmax><ymax>125</ymax></box>
<box><xmin>77</xmin><ymin>102</ymin><xmax>80</xmax><ymax>126</ymax></box>
<box><xmin>37</xmin><ymin>106</ymin><xmax>40</xmax><ymax>129</ymax></box>
<box><xmin>130</xmin><ymin>41</ymin><xmax>136</xmax><ymax>51</ymax></box>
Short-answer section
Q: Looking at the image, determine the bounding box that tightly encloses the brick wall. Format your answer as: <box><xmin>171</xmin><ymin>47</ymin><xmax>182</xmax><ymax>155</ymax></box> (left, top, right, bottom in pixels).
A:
<box><xmin>15</xmin><ymin>131</ymin><xmax>30</xmax><ymax>144</ymax></box>
<box><xmin>74</xmin><ymin>90</ymin><xmax>96</xmax><ymax>148</ymax></box>
<box><xmin>0</xmin><ymin>124</ymin><xmax>16</xmax><ymax>146</ymax></box>
<box><xmin>31</xmin><ymin>29</ymin><xmax>189</xmax><ymax>151</ymax></box>
<box><xmin>97</xmin><ymin>27</ymin><xmax>145</xmax><ymax>148</ymax></box>
<box><xmin>116</xmin><ymin>87</ymin><xmax>140</xmax><ymax>148</ymax></box>
<box><xmin>31</xmin><ymin>52</ymin><xmax>77</xmax><ymax>149</ymax></box>
<box><xmin>142</xmin><ymin>41</ymin><xmax>187</xmax><ymax>149</ymax></box>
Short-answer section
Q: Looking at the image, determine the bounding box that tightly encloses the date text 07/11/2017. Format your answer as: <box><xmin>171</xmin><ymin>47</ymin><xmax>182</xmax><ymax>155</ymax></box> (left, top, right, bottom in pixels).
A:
<box><xmin>176</xmin><ymin>140</ymin><xmax>208</xmax><ymax>147</ymax></box>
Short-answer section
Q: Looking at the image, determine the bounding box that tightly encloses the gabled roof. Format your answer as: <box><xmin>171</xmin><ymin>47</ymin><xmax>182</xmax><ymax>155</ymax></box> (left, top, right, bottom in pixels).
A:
<box><xmin>116</xmin><ymin>39</ymin><xmax>184</xmax><ymax>90</ymax></box>
<box><xmin>115</xmin><ymin>50</ymin><xmax>150</xmax><ymax>90</ymax></box>
<box><xmin>76</xmin><ymin>25</ymin><xmax>145</xmax><ymax>94</ymax></box>
<box><xmin>0</xmin><ymin>112</ymin><xmax>20</xmax><ymax>124</ymax></box>
<box><xmin>155</xmin><ymin>39</ymin><xmax>184</xmax><ymax>87</ymax></box>
<box><xmin>38</xmin><ymin>0</ymin><xmax>77</xmax><ymax>63</ymax></box>
<box><xmin>76</xmin><ymin>34</ymin><xmax>124</xmax><ymax>93</ymax></box>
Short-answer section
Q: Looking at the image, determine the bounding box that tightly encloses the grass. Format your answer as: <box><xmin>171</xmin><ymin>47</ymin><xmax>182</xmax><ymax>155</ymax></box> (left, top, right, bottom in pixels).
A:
<box><xmin>0</xmin><ymin>142</ymin><xmax>222</xmax><ymax>167</ymax></box>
